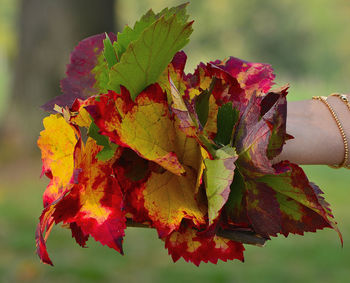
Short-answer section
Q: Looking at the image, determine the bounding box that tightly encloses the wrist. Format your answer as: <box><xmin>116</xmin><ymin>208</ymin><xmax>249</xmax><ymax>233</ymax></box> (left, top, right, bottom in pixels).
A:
<box><xmin>273</xmin><ymin>98</ymin><xmax>345</xmax><ymax>165</ymax></box>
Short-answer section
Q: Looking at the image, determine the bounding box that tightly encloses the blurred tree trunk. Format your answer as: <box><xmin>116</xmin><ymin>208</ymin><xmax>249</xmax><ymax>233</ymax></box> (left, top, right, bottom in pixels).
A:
<box><xmin>4</xmin><ymin>0</ymin><xmax>116</xmax><ymax>156</ymax></box>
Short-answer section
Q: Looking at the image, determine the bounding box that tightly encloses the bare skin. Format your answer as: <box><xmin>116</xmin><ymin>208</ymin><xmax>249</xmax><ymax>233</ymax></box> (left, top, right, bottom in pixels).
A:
<box><xmin>272</xmin><ymin>95</ymin><xmax>350</xmax><ymax>166</ymax></box>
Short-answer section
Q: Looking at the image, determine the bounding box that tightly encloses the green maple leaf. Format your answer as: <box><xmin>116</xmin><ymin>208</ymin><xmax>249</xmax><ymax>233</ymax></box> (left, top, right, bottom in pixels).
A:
<box><xmin>115</xmin><ymin>3</ymin><xmax>190</xmax><ymax>60</ymax></box>
<box><xmin>108</xmin><ymin>3</ymin><xmax>193</xmax><ymax>100</ymax></box>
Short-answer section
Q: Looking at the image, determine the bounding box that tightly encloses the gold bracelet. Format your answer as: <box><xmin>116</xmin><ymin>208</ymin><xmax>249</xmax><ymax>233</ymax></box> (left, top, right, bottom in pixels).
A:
<box><xmin>329</xmin><ymin>93</ymin><xmax>350</xmax><ymax>111</ymax></box>
<box><xmin>328</xmin><ymin>93</ymin><xmax>350</xmax><ymax>169</ymax></box>
<box><xmin>312</xmin><ymin>95</ymin><xmax>349</xmax><ymax>169</ymax></box>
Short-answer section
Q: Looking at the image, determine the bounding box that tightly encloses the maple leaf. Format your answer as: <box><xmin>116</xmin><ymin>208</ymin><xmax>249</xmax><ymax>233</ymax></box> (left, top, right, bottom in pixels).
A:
<box><xmin>233</xmin><ymin>87</ymin><xmax>289</xmax><ymax>177</ymax></box>
<box><xmin>52</xmin><ymin>138</ymin><xmax>126</xmax><ymax>254</ymax></box>
<box><xmin>250</xmin><ymin>161</ymin><xmax>340</xmax><ymax>238</ymax></box>
<box><xmin>36</xmin><ymin>112</ymin><xmax>87</xmax><ymax>265</ymax></box>
<box><xmin>42</xmin><ymin>33</ymin><xmax>117</xmax><ymax>111</ymax></box>
<box><xmin>142</xmin><ymin>166</ymin><xmax>206</xmax><ymax>237</ymax></box>
<box><xmin>204</xmin><ymin>146</ymin><xmax>238</xmax><ymax>224</ymax></box>
<box><xmin>211</xmin><ymin>57</ymin><xmax>275</xmax><ymax>96</ymax></box>
<box><xmin>37</xmin><ymin>115</ymin><xmax>126</xmax><ymax>264</ymax></box>
<box><xmin>164</xmin><ymin>225</ymin><xmax>244</xmax><ymax>266</ymax></box>
<box><xmin>37</xmin><ymin>114</ymin><xmax>79</xmax><ymax>207</ymax></box>
<box><xmin>87</xmin><ymin>84</ymin><xmax>185</xmax><ymax>175</ymax></box>
<box><xmin>114</xmin><ymin>4</ymin><xmax>190</xmax><ymax>61</ymax></box>
<box><xmin>226</xmin><ymin>161</ymin><xmax>341</xmax><ymax>239</ymax></box>
<box><xmin>108</xmin><ymin>4</ymin><xmax>193</xmax><ymax>100</ymax></box>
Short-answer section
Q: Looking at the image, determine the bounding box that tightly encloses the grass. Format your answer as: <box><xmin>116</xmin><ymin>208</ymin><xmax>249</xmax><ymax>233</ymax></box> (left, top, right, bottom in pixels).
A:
<box><xmin>0</xmin><ymin>158</ymin><xmax>349</xmax><ymax>283</ymax></box>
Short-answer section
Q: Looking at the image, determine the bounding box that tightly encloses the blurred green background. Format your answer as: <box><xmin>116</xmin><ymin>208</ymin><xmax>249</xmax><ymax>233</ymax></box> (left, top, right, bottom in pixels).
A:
<box><xmin>0</xmin><ymin>0</ymin><xmax>350</xmax><ymax>282</ymax></box>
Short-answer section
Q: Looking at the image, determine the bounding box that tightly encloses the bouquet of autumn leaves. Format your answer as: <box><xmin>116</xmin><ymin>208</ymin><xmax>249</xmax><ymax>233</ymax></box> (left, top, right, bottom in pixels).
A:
<box><xmin>36</xmin><ymin>4</ymin><xmax>341</xmax><ymax>266</ymax></box>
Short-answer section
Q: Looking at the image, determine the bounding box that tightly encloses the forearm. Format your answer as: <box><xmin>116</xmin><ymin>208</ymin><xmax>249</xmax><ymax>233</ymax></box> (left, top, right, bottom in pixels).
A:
<box><xmin>273</xmin><ymin>95</ymin><xmax>350</xmax><ymax>166</ymax></box>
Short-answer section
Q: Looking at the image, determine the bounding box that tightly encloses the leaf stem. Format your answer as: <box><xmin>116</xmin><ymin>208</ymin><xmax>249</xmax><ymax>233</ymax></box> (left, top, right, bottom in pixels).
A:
<box><xmin>126</xmin><ymin>218</ymin><xmax>268</xmax><ymax>246</ymax></box>
<box><xmin>216</xmin><ymin>229</ymin><xmax>267</xmax><ymax>247</ymax></box>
